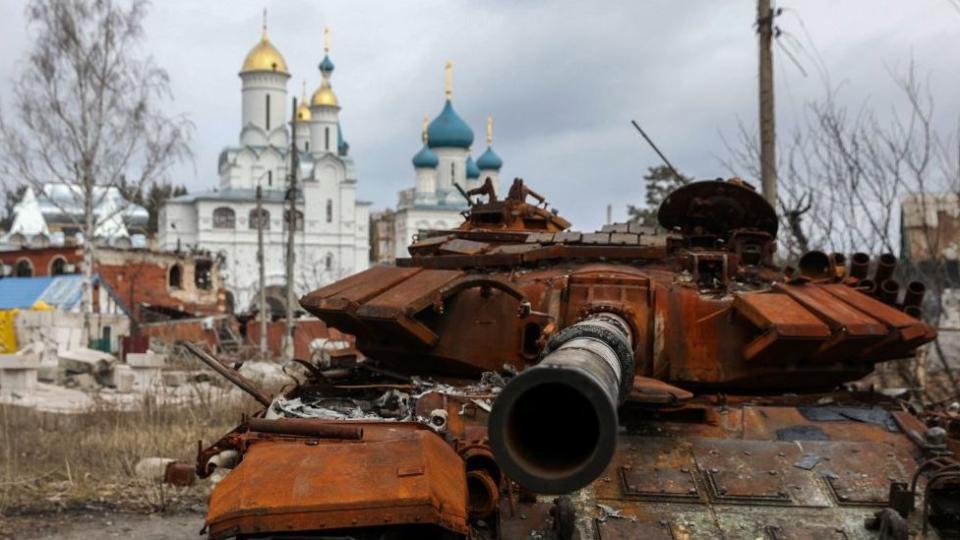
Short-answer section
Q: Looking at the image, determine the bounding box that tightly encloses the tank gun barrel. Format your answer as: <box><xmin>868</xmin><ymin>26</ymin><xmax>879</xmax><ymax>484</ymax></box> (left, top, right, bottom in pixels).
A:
<box><xmin>489</xmin><ymin>312</ymin><xmax>634</xmax><ymax>494</ymax></box>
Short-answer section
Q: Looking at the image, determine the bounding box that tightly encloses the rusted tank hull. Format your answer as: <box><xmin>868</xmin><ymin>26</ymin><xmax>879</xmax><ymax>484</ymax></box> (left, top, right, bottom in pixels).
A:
<box><xmin>206</xmin><ymin>424</ymin><xmax>469</xmax><ymax>539</ymax></box>
<box><xmin>198</xmin><ymin>180</ymin><xmax>956</xmax><ymax>539</ymax></box>
<box><xmin>202</xmin><ymin>393</ymin><xmax>958</xmax><ymax>539</ymax></box>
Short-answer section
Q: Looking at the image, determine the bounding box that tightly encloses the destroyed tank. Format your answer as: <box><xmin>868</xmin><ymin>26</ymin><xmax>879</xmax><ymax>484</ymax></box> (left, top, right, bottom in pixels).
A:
<box><xmin>194</xmin><ymin>178</ymin><xmax>960</xmax><ymax>539</ymax></box>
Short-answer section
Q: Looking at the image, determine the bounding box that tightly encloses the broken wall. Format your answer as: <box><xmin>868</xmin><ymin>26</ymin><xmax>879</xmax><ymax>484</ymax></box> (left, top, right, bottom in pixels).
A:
<box><xmin>138</xmin><ymin>316</ymin><xmax>226</xmax><ymax>350</ymax></box>
<box><xmin>95</xmin><ymin>248</ymin><xmax>226</xmax><ymax>320</ymax></box>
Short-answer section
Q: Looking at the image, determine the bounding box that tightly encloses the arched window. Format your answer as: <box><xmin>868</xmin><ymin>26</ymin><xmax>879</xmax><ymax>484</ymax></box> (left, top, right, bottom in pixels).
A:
<box><xmin>284</xmin><ymin>210</ymin><xmax>304</xmax><ymax>231</ymax></box>
<box><xmin>168</xmin><ymin>264</ymin><xmax>182</xmax><ymax>289</ymax></box>
<box><xmin>15</xmin><ymin>259</ymin><xmax>33</xmax><ymax>277</ymax></box>
<box><xmin>451</xmin><ymin>162</ymin><xmax>455</xmax><ymax>180</ymax></box>
<box><xmin>213</xmin><ymin>207</ymin><xmax>235</xmax><ymax>229</ymax></box>
<box><xmin>249</xmin><ymin>209</ymin><xmax>270</xmax><ymax>230</ymax></box>
<box><xmin>324</xmin><ymin>127</ymin><xmax>330</xmax><ymax>151</ymax></box>
<box><xmin>325</xmin><ymin>253</ymin><xmax>333</xmax><ymax>271</ymax></box>
<box><xmin>267</xmin><ymin>170</ymin><xmax>273</xmax><ymax>187</ymax></box>
<box><xmin>265</xmin><ymin>94</ymin><xmax>271</xmax><ymax>130</ymax></box>
<box><xmin>305</xmin><ymin>140</ymin><xmax>310</xmax><ymax>151</ymax></box>
<box><xmin>325</xmin><ymin>199</ymin><xmax>333</xmax><ymax>223</ymax></box>
<box><xmin>50</xmin><ymin>256</ymin><xmax>67</xmax><ymax>276</ymax></box>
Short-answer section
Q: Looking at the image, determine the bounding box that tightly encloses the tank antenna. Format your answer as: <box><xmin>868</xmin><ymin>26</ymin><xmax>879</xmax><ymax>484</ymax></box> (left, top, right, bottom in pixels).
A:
<box><xmin>630</xmin><ymin>120</ymin><xmax>682</xmax><ymax>180</ymax></box>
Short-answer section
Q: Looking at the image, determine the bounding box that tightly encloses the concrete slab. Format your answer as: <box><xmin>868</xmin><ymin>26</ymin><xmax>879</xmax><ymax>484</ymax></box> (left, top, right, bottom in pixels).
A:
<box><xmin>131</xmin><ymin>366</ymin><xmax>162</xmax><ymax>391</ymax></box>
<box><xmin>127</xmin><ymin>352</ymin><xmax>165</xmax><ymax>368</ymax></box>
<box><xmin>108</xmin><ymin>364</ymin><xmax>136</xmax><ymax>393</ymax></box>
<box><xmin>0</xmin><ymin>350</ymin><xmax>42</xmax><ymax>398</ymax></box>
<box><xmin>0</xmin><ymin>367</ymin><xmax>38</xmax><ymax>397</ymax></box>
<box><xmin>58</xmin><ymin>347</ymin><xmax>114</xmax><ymax>374</ymax></box>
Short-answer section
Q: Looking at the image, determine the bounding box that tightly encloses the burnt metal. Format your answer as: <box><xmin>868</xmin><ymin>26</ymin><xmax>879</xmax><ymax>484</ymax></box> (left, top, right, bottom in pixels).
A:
<box><xmin>245</xmin><ymin>417</ymin><xmax>363</xmax><ymax>440</ymax></box>
<box><xmin>888</xmin><ymin>481</ymin><xmax>914</xmax><ymax>517</ymax></box>
<box><xmin>798</xmin><ymin>250</ymin><xmax>833</xmax><ymax>280</ymax></box>
<box><xmin>797</xmin><ymin>406</ymin><xmax>898</xmax><ymax>430</ymax></box>
<box><xmin>180</xmin><ymin>341</ymin><xmax>272</xmax><ymax>407</ymax></box>
<box><xmin>830</xmin><ymin>252</ymin><xmax>847</xmax><ymax>280</ymax></box>
<box><xmin>879</xmin><ymin>279</ymin><xmax>901</xmax><ymax>305</ymax></box>
<box><xmin>850</xmin><ymin>252</ymin><xmax>870</xmax><ymax>279</ymax></box>
<box><xmin>874</xmin><ymin>253</ymin><xmax>897</xmax><ymax>284</ymax></box>
<box><xmin>857</xmin><ymin>278</ymin><xmax>877</xmax><ymax>295</ymax></box>
<box><xmin>489</xmin><ymin>313</ymin><xmax>632</xmax><ymax>494</ymax></box>
<box><xmin>466</xmin><ymin>469</ymin><xmax>500</xmax><ymax>519</ymax></box>
<box><xmin>163</xmin><ymin>461</ymin><xmax>197</xmax><ymax>487</ymax></box>
<box><xmin>195</xmin><ymin>179</ymin><xmax>954</xmax><ymax>539</ymax></box>
<box><xmin>903</xmin><ymin>281</ymin><xmax>926</xmax><ymax>308</ymax></box>
<box><xmin>658</xmin><ymin>179</ymin><xmax>778</xmax><ymax>237</ymax></box>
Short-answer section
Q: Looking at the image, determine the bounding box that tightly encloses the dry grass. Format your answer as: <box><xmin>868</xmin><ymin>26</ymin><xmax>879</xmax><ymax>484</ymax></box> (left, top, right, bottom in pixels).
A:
<box><xmin>0</xmin><ymin>384</ymin><xmax>262</xmax><ymax>516</ymax></box>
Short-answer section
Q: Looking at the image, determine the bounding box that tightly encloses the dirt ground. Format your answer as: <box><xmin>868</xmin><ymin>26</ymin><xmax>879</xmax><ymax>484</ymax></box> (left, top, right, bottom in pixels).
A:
<box><xmin>0</xmin><ymin>509</ymin><xmax>205</xmax><ymax>539</ymax></box>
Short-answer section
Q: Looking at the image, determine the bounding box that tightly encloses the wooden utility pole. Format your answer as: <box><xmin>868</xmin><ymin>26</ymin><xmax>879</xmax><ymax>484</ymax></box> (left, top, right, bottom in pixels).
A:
<box><xmin>757</xmin><ymin>0</ymin><xmax>777</xmax><ymax>207</ymax></box>
<box><xmin>283</xmin><ymin>98</ymin><xmax>299</xmax><ymax>362</ymax></box>
<box><xmin>256</xmin><ymin>184</ymin><xmax>267</xmax><ymax>361</ymax></box>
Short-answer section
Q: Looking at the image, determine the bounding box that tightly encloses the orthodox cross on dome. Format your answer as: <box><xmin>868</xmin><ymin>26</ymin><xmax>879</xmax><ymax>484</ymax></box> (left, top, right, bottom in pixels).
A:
<box><xmin>487</xmin><ymin>116</ymin><xmax>494</xmax><ymax>145</ymax></box>
<box><xmin>324</xmin><ymin>26</ymin><xmax>331</xmax><ymax>54</ymax></box>
<box><xmin>422</xmin><ymin>114</ymin><xmax>429</xmax><ymax>143</ymax></box>
<box><xmin>444</xmin><ymin>60</ymin><xmax>453</xmax><ymax>101</ymax></box>
<box><xmin>261</xmin><ymin>8</ymin><xmax>268</xmax><ymax>39</ymax></box>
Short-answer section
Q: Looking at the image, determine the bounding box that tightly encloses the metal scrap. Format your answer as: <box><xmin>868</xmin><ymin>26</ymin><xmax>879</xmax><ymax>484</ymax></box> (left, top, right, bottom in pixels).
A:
<box><xmin>595</xmin><ymin>503</ymin><xmax>634</xmax><ymax>523</ymax></box>
<box><xmin>794</xmin><ymin>453</ymin><xmax>821</xmax><ymax>470</ymax></box>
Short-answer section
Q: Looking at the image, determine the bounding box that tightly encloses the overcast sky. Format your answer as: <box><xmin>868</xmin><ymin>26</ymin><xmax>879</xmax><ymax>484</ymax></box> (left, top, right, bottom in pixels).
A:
<box><xmin>1</xmin><ymin>0</ymin><xmax>959</xmax><ymax>230</ymax></box>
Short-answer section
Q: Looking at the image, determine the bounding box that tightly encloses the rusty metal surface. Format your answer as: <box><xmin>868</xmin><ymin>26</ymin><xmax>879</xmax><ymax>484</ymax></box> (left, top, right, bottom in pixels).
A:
<box><xmin>205</xmin><ymin>425</ymin><xmax>469</xmax><ymax>538</ymax></box>
<box><xmin>200</xmin><ymin>180</ymin><xmax>956</xmax><ymax>539</ymax></box>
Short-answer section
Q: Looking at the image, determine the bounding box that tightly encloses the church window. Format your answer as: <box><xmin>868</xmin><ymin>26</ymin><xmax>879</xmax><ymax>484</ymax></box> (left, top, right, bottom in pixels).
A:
<box><xmin>325</xmin><ymin>127</ymin><xmax>330</xmax><ymax>151</ymax></box>
<box><xmin>265</xmin><ymin>94</ymin><xmax>271</xmax><ymax>130</ymax></box>
<box><xmin>305</xmin><ymin>140</ymin><xmax>310</xmax><ymax>151</ymax></box>
<box><xmin>249</xmin><ymin>209</ymin><xmax>270</xmax><ymax>230</ymax></box>
<box><xmin>284</xmin><ymin>210</ymin><xmax>304</xmax><ymax>231</ymax></box>
<box><xmin>268</xmin><ymin>170</ymin><xmax>273</xmax><ymax>187</ymax></box>
<box><xmin>326</xmin><ymin>199</ymin><xmax>333</xmax><ymax>223</ymax></box>
<box><xmin>168</xmin><ymin>264</ymin><xmax>182</xmax><ymax>289</ymax></box>
<box><xmin>451</xmin><ymin>162</ymin><xmax>455</xmax><ymax>180</ymax></box>
<box><xmin>50</xmin><ymin>256</ymin><xmax>67</xmax><ymax>275</ymax></box>
<box><xmin>213</xmin><ymin>207</ymin><xmax>235</xmax><ymax>229</ymax></box>
<box><xmin>325</xmin><ymin>253</ymin><xmax>333</xmax><ymax>271</ymax></box>
<box><xmin>15</xmin><ymin>259</ymin><xmax>33</xmax><ymax>277</ymax></box>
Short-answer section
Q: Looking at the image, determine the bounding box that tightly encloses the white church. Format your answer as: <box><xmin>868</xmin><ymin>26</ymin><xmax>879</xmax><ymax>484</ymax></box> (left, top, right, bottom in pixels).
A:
<box><xmin>390</xmin><ymin>62</ymin><xmax>504</xmax><ymax>260</ymax></box>
<box><xmin>159</xmin><ymin>23</ymin><xmax>370</xmax><ymax>312</ymax></box>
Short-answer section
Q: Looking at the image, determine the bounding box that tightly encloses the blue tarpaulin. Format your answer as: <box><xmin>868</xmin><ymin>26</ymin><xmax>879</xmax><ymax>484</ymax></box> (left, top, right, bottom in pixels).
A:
<box><xmin>0</xmin><ymin>275</ymin><xmax>88</xmax><ymax>310</ymax></box>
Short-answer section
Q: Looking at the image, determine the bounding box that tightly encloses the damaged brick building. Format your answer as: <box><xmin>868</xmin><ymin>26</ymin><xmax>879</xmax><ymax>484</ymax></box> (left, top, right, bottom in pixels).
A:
<box><xmin>0</xmin><ymin>245</ymin><xmax>227</xmax><ymax>321</ymax></box>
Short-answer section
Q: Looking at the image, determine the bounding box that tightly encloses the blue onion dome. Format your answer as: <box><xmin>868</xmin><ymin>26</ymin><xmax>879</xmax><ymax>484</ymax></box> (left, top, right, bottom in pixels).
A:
<box><xmin>466</xmin><ymin>155</ymin><xmax>480</xmax><ymax>178</ymax></box>
<box><xmin>319</xmin><ymin>54</ymin><xmax>335</xmax><ymax>74</ymax></box>
<box><xmin>337</xmin><ymin>123</ymin><xmax>349</xmax><ymax>156</ymax></box>
<box><xmin>427</xmin><ymin>101</ymin><xmax>474</xmax><ymax>149</ymax></box>
<box><xmin>412</xmin><ymin>144</ymin><xmax>439</xmax><ymax>168</ymax></box>
<box><xmin>477</xmin><ymin>146</ymin><xmax>503</xmax><ymax>170</ymax></box>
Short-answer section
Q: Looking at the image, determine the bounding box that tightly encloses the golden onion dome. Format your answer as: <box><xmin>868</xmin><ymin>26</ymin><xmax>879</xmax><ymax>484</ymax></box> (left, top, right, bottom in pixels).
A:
<box><xmin>297</xmin><ymin>101</ymin><xmax>312</xmax><ymax>121</ymax></box>
<box><xmin>311</xmin><ymin>79</ymin><xmax>339</xmax><ymax>107</ymax></box>
<box><xmin>296</xmin><ymin>82</ymin><xmax>312</xmax><ymax>120</ymax></box>
<box><xmin>240</xmin><ymin>29</ymin><xmax>289</xmax><ymax>75</ymax></box>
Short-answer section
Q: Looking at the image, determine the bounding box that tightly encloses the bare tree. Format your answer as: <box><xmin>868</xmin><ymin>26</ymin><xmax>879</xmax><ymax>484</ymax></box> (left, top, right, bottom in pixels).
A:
<box><xmin>0</xmin><ymin>0</ymin><xmax>191</xmax><ymax>337</ymax></box>
<box><xmin>725</xmin><ymin>62</ymin><xmax>959</xmax><ymax>261</ymax></box>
